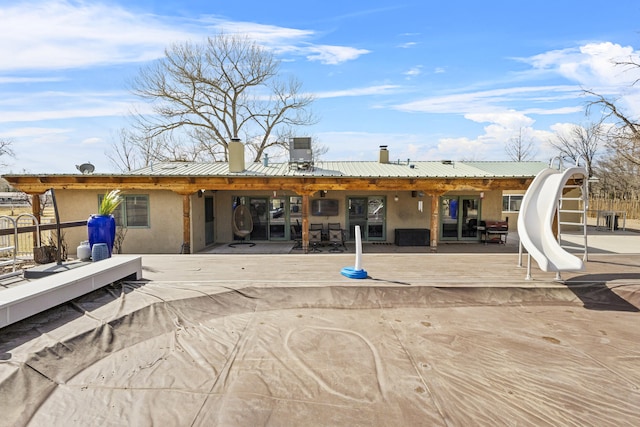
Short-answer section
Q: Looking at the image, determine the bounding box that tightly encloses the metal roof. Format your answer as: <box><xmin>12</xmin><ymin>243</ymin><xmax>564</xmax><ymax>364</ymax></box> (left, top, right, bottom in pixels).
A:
<box><xmin>125</xmin><ymin>160</ymin><xmax>548</xmax><ymax>179</ymax></box>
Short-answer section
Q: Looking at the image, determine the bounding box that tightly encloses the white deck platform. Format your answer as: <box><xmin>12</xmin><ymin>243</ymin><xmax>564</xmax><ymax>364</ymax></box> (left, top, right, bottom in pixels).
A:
<box><xmin>0</xmin><ymin>255</ymin><xmax>142</xmax><ymax>329</ymax></box>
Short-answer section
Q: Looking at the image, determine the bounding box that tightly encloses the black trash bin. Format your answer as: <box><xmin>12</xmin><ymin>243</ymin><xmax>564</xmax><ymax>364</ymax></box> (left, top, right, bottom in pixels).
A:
<box><xmin>605</xmin><ymin>214</ymin><xmax>619</xmax><ymax>230</ymax></box>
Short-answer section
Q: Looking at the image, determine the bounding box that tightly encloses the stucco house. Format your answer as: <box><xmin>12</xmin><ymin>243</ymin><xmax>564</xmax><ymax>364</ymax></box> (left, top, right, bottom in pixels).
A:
<box><xmin>3</xmin><ymin>143</ymin><xmax>547</xmax><ymax>254</ymax></box>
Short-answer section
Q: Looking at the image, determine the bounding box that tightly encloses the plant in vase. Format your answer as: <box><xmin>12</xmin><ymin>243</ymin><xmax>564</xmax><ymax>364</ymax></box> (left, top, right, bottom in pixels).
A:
<box><xmin>87</xmin><ymin>190</ymin><xmax>123</xmax><ymax>258</ymax></box>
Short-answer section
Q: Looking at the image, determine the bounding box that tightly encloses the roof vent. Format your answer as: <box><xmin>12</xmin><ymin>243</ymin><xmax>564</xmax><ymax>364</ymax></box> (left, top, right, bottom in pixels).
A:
<box><xmin>441</xmin><ymin>160</ymin><xmax>453</xmax><ymax>165</ymax></box>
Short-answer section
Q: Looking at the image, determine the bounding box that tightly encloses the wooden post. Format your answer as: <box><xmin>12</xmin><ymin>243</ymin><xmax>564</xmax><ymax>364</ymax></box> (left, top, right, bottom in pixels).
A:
<box><xmin>182</xmin><ymin>194</ymin><xmax>191</xmax><ymax>254</ymax></box>
<box><xmin>301</xmin><ymin>193</ymin><xmax>309</xmax><ymax>253</ymax></box>
<box><xmin>31</xmin><ymin>193</ymin><xmax>41</xmax><ymax>247</ymax></box>
<box><xmin>429</xmin><ymin>194</ymin><xmax>441</xmax><ymax>252</ymax></box>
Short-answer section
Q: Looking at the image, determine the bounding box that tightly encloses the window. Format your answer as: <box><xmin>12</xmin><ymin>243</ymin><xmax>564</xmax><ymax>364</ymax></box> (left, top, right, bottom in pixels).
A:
<box><xmin>99</xmin><ymin>194</ymin><xmax>149</xmax><ymax>228</ymax></box>
<box><xmin>502</xmin><ymin>195</ymin><xmax>523</xmax><ymax>212</ymax></box>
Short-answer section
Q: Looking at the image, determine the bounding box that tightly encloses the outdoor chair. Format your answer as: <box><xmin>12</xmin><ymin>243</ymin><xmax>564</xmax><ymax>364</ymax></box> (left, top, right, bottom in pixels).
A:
<box><xmin>328</xmin><ymin>229</ymin><xmax>344</xmax><ymax>252</ymax></box>
<box><xmin>309</xmin><ymin>229</ymin><xmax>323</xmax><ymax>252</ymax></box>
<box><xmin>328</xmin><ymin>223</ymin><xmax>347</xmax><ymax>251</ymax></box>
<box><xmin>290</xmin><ymin>224</ymin><xmax>302</xmax><ymax>249</ymax></box>
<box><xmin>310</xmin><ymin>223</ymin><xmax>325</xmax><ymax>241</ymax></box>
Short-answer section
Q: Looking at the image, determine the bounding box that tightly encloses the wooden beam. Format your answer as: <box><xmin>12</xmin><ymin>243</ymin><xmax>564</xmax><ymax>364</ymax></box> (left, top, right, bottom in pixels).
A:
<box><xmin>3</xmin><ymin>175</ymin><xmax>535</xmax><ymax>195</ymax></box>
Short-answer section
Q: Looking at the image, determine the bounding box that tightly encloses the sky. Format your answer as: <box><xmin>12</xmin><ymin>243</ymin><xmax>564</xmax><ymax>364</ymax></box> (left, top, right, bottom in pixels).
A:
<box><xmin>1</xmin><ymin>0</ymin><xmax>640</xmax><ymax>174</ymax></box>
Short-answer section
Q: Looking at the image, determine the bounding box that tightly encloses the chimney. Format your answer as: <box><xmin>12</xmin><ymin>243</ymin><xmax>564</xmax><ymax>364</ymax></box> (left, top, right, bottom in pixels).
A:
<box><xmin>379</xmin><ymin>145</ymin><xmax>389</xmax><ymax>163</ymax></box>
<box><xmin>228</xmin><ymin>138</ymin><xmax>245</xmax><ymax>173</ymax></box>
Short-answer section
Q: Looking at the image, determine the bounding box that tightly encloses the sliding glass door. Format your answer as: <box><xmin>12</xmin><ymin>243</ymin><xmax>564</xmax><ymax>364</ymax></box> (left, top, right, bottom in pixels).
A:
<box><xmin>440</xmin><ymin>196</ymin><xmax>480</xmax><ymax>241</ymax></box>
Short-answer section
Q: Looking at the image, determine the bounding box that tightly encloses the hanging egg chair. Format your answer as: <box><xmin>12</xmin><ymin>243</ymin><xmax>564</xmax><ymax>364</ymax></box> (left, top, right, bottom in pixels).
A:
<box><xmin>229</xmin><ymin>203</ymin><xmax>255</xmax><ymax>247</ymax></box>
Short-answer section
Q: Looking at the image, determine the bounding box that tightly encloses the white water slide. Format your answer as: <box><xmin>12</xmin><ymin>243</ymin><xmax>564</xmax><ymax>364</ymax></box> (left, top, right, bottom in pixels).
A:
<box><xmin>517</xmin><ymin>166</ymin><xmax>588</xmax><ymax>273</ymax></box>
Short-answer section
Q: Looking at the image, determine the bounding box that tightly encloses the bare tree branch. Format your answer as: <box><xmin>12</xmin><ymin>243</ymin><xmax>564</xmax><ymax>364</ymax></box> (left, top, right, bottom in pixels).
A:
<box><xmin>585</xmin><ymin>90</ymin><xmax>640</xmax><ymax>166</ymax></box>
<box><xmin>0</xmin><ymin>138</ymin><xmax>15</xmax><ymax>167</ymax></box>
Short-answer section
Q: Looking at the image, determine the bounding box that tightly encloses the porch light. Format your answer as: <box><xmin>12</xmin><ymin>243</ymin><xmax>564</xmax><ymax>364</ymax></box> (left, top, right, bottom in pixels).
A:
<box><xmin>394</xmin><ymin>194</ymin><xmax>399</xmax><ymax>202</ymax></box>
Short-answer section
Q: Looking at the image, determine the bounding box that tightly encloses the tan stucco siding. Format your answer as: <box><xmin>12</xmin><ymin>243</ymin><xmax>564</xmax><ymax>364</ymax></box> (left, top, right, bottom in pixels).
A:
<box><xmin>374</xmin><ymin>191</ymin><xmax>432</xmax><ymax>233</ymax></box>
<box><xmin>57</xmin><ymin>189</ymin><xmax>184</xmax><ymax>255</ymax></box>
<box><xmin>479</xmin><ymin>190</ymin><xmax>504</xmax><ymax>223</ymax></box>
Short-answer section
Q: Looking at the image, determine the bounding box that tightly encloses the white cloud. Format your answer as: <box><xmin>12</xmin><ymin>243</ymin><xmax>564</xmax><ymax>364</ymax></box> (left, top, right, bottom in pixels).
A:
<box><xmin>404</xmin><ymin>66</ymin><xmax>423</xmax><ymax>78</ymax></box>
<box><xmin>521</xmin><ymin>42</ymin><xmax>640</xmax><ymax>119</ymax></box>
<box><xmin>0</xmin><ymin>126</ymin><xmax>70</xmax><ymax>138</ymax></box>
<box><xmin>0</xmin><ymin>1</ymin><xmax>192</xmax><ymax>70</ymax></box>
<box><xmin>0</xmin><ymin>102</ymin><xmax>133</xmax><ymax>123</ymax></box>
<box><xmin>314</xmin><ymin>85</ymin><xmax>401</xmax><ymax>99</ymax></box>
<box><xmin>394</xmin><ymin>85</ymin><xmax>580</xmax><ymax>115</ymax></box>
<box><xmin>465</xmin><ymin>111</ymin><xmax>534</xmax><ymax>129</ymax></box>
<box><xmin>523</xmin><ymin>42</ymin><xmax>640</xmax><ymax>90</ymax></box>
<box><xmin>0</xmin><ymin>1</ymin><xmax>369</xmax><ymax>71</ymax></box>
<box><xmin>305</xmin><ymin>45</ymin><xmax>370</xmax><ymax>65</ymax></box>
<box><xmin>0</xmin><ymin>76</ymin><xmax>65</xmax><ymax>84</ymax></box>
<box><xmin>207</xmin><ymin>19</ymin><xmax>314</xmax><ymax>44</ymax></box>
<box><xmin>81</xmin><ymin>137</ymin><xmax>103</xmax><ymax>145</ymax></box>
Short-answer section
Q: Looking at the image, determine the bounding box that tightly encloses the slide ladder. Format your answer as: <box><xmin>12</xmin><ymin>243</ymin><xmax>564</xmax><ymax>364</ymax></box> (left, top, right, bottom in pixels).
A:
<box><xmin>557</xmin><ymin>179</ymin><xmax>589</xmax><ymax>263</ymax></box>
<box><xmin>517</xmin><ymin>158</ymin><xmax>589</xmax><ymax>280</ymax></box>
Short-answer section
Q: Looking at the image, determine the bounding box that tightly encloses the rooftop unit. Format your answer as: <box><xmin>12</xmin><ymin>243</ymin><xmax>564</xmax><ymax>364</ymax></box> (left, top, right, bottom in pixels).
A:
<box><xmin>289</xmin><ymin>137</ymin><xmax>313</xmax><ymax>170</ymax></box>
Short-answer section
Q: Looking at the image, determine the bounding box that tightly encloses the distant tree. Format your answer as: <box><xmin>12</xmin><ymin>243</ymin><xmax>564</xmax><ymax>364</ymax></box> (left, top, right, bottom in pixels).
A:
<box><xmin>593</xmin><ymin>147</ymin><xmax>640</xmax><ymax>199</ymax></box>
<box><xmin>107</xmin><ymin>129</ymin><xmax>141</xmax><ymax>172</ymax></box>
<box><xmin>505</xmin><ymin>127</ymin><xmax>536</xmax><ymax>161</ymax></box>
<box><xmin>585</xmin><ymin>90</ymin><xmax>640</xmax><ymax>167</ymax></box>
<box><xmin>128</xmin><ymin>33</ymin><xmax>316</xmax><ymax>166</ymax></box>
<box><xmin>549</xmin><ymin>123</ymin><xmax>602</xmax><ymax>177</ymax></box>
<box><xmin>0</xmin><ymin>138</ymin><xmax>14</xmax><ymax>167</ymax></box>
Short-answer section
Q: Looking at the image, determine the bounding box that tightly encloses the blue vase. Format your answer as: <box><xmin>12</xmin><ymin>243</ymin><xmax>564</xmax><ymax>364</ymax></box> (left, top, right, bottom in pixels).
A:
<box><xmin>87</xmin><ymin>214</ymin><xmax>116</xmax><ymax>257</ymax></box>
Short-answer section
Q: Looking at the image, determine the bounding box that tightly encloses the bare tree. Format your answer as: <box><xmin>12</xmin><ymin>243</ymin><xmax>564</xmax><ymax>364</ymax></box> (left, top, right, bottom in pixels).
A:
<box><xmin>593</xmin><ymin>147</ymin><xmax>640</xmax><ymax>199</ymax></box>
<box><xmin>585</xmin><ymin>90</ymin><xmax>640</xmax><ymax>166</ymax></box>
<box><xmin>0</xmin><ymin>138</ymin><xmax>14</xmax><ymax>167</ymax></box>
<box><xmin>107</xmin><ymin>129</ymin><xmax>142</xmax><ymax>172</ymax></box>
<box><xmin>107</xmin><ymin>128</ymin><xmax>204</xmax><ymax>171</ymax></box>
<box><xmin>549</xmin><ymin>123</ymin><xmax>602</xmax><ymax>177</ymax></box>
<box><xmin>505</xmin><ymin>127</ymin><xmax>536</xmax><ymax>161</ymax></box>
<box><xmin>129</xmin><ymin>33</ymin><xmax>315</xmax><ymax>165</ymax></box>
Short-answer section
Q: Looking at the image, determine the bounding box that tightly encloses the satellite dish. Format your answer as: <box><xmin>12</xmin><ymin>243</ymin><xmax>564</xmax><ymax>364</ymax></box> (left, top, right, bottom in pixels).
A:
<box><xmin>76</xmin><ymin>162</ymin><xmax>95</xmax><ymax>174</ymax></box>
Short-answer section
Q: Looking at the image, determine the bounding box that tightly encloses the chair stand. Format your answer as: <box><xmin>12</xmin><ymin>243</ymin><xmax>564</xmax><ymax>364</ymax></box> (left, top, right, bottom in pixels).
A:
<box><xmin>228</xmin><ymin>241</ymin><xmax>256</xmax><ymax>248</ymax></box>
<box><xmin>329</xmin><ymin>242</ymin><xmax>343</xmax><ymax>253</ymax></box>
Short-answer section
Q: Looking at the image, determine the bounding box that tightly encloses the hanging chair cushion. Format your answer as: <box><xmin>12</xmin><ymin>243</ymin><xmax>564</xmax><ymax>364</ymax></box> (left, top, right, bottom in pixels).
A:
<box><xmin>232</xmin><ymin>205</ymin><xmax>253</xmax><ymax>238</ymax></box>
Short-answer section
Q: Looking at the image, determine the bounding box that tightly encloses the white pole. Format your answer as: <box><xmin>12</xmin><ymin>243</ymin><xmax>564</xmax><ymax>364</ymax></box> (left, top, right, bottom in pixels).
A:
<box><xmin>354</xmin><ymin>225</ymin><xmax>362</xmax><ymax>271</ymax></box>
